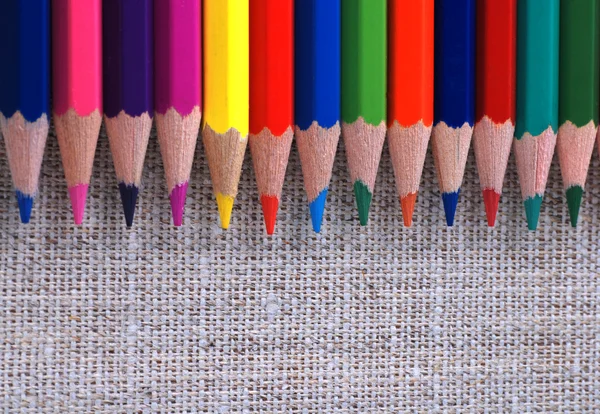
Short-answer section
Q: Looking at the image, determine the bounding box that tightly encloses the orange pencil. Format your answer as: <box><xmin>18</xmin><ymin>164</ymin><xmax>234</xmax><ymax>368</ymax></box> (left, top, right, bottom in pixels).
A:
<box><xmin>387</xmin><ymin>0</ymin><xmax>434</xmax><ymax>227</ymax></box>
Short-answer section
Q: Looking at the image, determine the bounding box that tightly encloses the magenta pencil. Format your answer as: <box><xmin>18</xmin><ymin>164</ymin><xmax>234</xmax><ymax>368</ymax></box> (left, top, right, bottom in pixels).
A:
<box><xmin>154</xmin><ymin>0</ymin><xmax>202</xmax><ymax>226</ymax></box>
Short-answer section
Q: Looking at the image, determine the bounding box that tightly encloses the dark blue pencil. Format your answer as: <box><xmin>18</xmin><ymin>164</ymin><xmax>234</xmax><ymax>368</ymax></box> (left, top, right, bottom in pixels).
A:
<box><xmin>431</xmin><ymin>0</ymin><xmax>476</xmax><ymax>226</ymax></box>
<box><xmin>0</xmin><ymin>0</ymin><xmax>50</xmax><ymax>223</ymax></box>
<box><xmin>103</xmin><ymin>0</ymin><xmax>154</xmax><ymax>228</ymax></box>
<box><xmin>295</xmin><ymin>0</ymin><xmax>341</xmax><ymax>233</ymax></box>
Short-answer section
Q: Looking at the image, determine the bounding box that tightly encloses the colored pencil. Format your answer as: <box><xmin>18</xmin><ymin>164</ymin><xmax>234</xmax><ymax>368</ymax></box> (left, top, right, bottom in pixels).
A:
<box><xmin>387</xmin><ymin>0</ymin><xmax>433</xmax><ymax>227</ymax></box>
<box><xmin>513</xmin><ymin>0</ymin><xmax>559</xmax><ymax>231</ymax></box>
<box><xmin>557</xmin><ymin>0</ymin><xmax>599</xmax><ymax>228</ymax></box>
<box><xmin>103</xmin><ymin>0</ymin><xmax>153</xmax><ymax>228</ymax></box>
<box><xmin>0</xmin><ymin>0</ymin><xmax>50</xmax><ymax>223</ymax></box>
<box><xmin>154</xmin><ymin>0</ymin><xmax>201</xmax><ymax>227</ymax></box>
<box><xmin>432</xmin><ymin>0</ymin><xmax>475</xmax><ymax>226</ymax></box>
<box><xmin>472</xmin><ymin>0</ymin><xmax>516</xmax><ymax>227</ymax></box>
<box><xmin>52</xmin><ymin>0</ymin><xmax>103</xmax><ymax>225</ymax></box>
<box><xmin>341</xmin><ymin>0</ymin><xmax>387</xmax><ymax>226</ymax></box>
<box><xmin>295</xmin><ymin>0</ymin><xmax>340</xmax><ymax>233</ymax></box>
<box><xmin>203</xmin><ymin>0</ymin><xmax>249</xmax><ymax>230</ymax></box>
<box><xmin>249</xmin><ymin>0</ymin><xmax>294</xmax><ymax>235</ymax></box>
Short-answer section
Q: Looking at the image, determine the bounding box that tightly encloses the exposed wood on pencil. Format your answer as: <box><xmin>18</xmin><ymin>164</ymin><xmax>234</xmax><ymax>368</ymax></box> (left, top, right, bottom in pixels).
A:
<box><xmin>513</xmin><ymin>127</ymin><xmax>556</xmax><ymax>228</ymax></box>
<box><xmin>387</xmin><ymin>121</ymin><xmax>431</xmax><ymax>227</ymax></box>
<box><xmin>0</xmin><ymin>113</ymin><xmax>48</xmax><ymax>222</ymax></box>
<box><xmin>472</xmin><ymin>117</ymin><xmax>514</xmax><ymax>227</ymax></box>
<box><xmin>202</xmin><ymin>125</ymin><xmax>248</xmax><ymax>229</ymax></box>
<box><xmin>295</xmin><ymin>122</ymin><xmax>340</xmax><ymax>204</ymax></box>
<box><xmin>155</xmin><ymin>107</ymin><xmax>201</xmax><ymax>226</ymax></box>
<box><xmin>248</xmin><ymin>127</ymin><xmax>293</xmax><ymax>235</ymax></box>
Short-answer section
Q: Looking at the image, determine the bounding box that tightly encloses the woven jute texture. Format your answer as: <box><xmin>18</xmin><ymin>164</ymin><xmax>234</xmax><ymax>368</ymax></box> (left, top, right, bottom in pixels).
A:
<box><xmin>0</xmin><ymin>124</ymin><xmax>599</xmax><ymax>412</ymax></box>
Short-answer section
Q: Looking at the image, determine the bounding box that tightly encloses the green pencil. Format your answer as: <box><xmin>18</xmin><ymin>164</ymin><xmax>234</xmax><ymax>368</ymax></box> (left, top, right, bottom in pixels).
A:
<box><xmin>556</xmin><ymin>0</ymin><xmax>600</xmax><ymax>227</ymax></box>
<box><xmin>341</xmin><ymin>0</ymin><xmax>386</xmax><ymax>226</ymax></box>
<box><xmin>513</xmin><ymin>0</ymin><xmax>559</xmax><ymax>231</ymax></box>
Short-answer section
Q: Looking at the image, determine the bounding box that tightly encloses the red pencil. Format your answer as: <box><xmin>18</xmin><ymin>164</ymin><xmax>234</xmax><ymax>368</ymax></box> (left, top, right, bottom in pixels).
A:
<box><xmin>249</xmin><ymin>0</ymin><xmax>294</xmax><ymax>235</ymax></box>
<box><xmin>473</xmin><ymin>0</ymin><xmax>517</xmax><ymax>227</ymax></box>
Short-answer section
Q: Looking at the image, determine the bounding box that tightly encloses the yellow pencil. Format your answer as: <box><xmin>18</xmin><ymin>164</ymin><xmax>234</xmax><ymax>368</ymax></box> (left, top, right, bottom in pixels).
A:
<box><xmin>203</xmin><ymin>0</ymin><xmax>249</xmax><ymax>229</ymax></box>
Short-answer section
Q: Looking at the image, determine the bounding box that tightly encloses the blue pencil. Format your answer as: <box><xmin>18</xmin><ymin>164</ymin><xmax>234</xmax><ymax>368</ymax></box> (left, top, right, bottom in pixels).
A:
<box><xmin>0</xmin><ymin>0</ymin><xmax>50</xmax><ymax>223</ymax></box>
<box><xmin>431</xmin><ymin>0</ymin><xmax>476</xmax><ymax>226</ymax></box>
<box><xmin>295</xmin><ymin>0</ymin><xmax>341</xmax><ymax>233</ymax></box>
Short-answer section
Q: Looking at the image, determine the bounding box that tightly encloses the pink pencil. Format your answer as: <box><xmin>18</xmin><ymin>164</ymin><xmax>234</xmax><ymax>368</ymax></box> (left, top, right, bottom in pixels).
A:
<box><xmin>154</xmin><ymin>0</ymin><xmax>202</xmax><ymax>226</ymax></box>
<box><xmin>52</xmin><ymin>0</ymin><xmax>102</xmax><ymax>225</ymax></box>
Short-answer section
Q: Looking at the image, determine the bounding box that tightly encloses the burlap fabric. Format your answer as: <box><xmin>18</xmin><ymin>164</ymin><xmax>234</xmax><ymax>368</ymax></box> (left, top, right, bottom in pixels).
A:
<box><xmin>0</xmin><ymin>125</ymin><xmax>598</xmax><ymax>412</ymax></box>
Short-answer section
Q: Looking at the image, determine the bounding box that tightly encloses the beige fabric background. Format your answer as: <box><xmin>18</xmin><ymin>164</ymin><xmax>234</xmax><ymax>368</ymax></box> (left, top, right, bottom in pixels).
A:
<box><xmin>0</xmin><ymin>124</ymin><xmax>598</xmax><ymax>412</ymax></box>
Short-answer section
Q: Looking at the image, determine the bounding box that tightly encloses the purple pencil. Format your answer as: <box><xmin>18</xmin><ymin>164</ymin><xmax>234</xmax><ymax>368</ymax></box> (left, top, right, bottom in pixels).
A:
<box><xmin>103</xmin><ymin>0</ymin><xmax>154</xmax><ymax>228</ymax></box>
<box><xmin>154</xmin><ymin>0</ymin><xmax>202</xmax><ymax>226</ymax></box>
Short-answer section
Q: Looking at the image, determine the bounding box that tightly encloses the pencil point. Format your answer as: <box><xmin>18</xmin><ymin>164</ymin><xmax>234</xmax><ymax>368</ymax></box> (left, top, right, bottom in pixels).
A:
<box><xmin>169</xmin><ymin>182</ymin><xmax>188</xmax><ymax>227</ymax></box>
<box><xmin>216</xmin><ymin>193</ymin><xmax>235</xmax><ymax>230</ymax></box>
<box><xmin>523</xmin><ymin>195</ymin><xmax>543</xmax><ymax>231</ymax></box>
<box><xmin>400</xmin><ymin>192</ymin><xmax>417</xmax><ymax>227</ymax></box>
<box><xmin>566</xmin><ymin>185</ymin><xmax>583</xmax><ymax>228</ymax></box>
<box><xmin>68</xmin><ymin>184</ymin><xmax>89</xmax><ymax>225</ymax></box>
<box><xmin>441</xmin><ymin>190</ymin><xmax>460</xmax><ymax>227</ymax></box>
<box><xmin>354</xmin><ymin>180</ymin><xmax>372</xmax><ymax>226</ymax></box>
<box><xmin>309</xmin><ymin>189</ymin><xmax>328</xmax><ymax>233</ymax></box>
<box><xmin>482</xmin><ymin>189</ymin><xmax>500</xmax><ymax>227</ymax></box>
<box><xmin>118</xmin><ymin>183</ymin><xmax>139</xmax><ymax>228</ymax></box>
<box><xmin>261</xmin><ymin>195</ymin><xmax>279</xmax><ymax>235</ymax></box>
<box><xmin>15</xmin><ymin>191</ymin><xmax>34</xmax><ymax>224</ymax></box>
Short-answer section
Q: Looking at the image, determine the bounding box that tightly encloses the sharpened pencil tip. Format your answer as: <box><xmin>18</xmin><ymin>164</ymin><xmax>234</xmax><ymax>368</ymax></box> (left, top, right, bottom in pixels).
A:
<box><xmin>482</xmin><ymin>189</ymin><xmax>500</xmax><ymax>227</ymax></box>
<box><xmin>566</xmin><ymin>185</ymin><xmax>583</xmax><ymax>228</ymax></box>
<box><xmin>400</xmin><ymin>192</ymin><xmax>417</xmax><ymax>227</ymax></box>
<box><xmin>16</xmin><ymin>191</ymin><xmax>34</xmax><ymax>224</ymax></box>
<box><xmin>261</xmin><ymin>195</ymin><xmax>279</xmax><ymax>235</ymax></box>
<box><xmin>524</xmin><ymin>195</ymin><xmax>543</xmax><ymax>231</ymax></box>
<box><xmin>119</xmin><ymin>183</ymin><xmax>139</xmax><ymax>228</ymax></box>
<box><xmin>442</xmin><ymin>190</ymin><xmax>460</xmax><ymax>227</ymax></box>
<box><xmin>354</xmin><ymin>180</ymin><xmax>372</xmax><ymax>226</ymax></box>
<box><xmin>68</xmin><ymin>184</ymin><xmax>89</xmax><ymax>225</ymax></box>
<box><xmin>169</xmin><ymin>182</ymin><xmax>188</xmax><ymax>227</ymax></box>
<box><xmin>309</xmin><ymin>189</ymin><xmax>328</xmax><ymax>233</ymax></box>
<box><xmin>216</xmin><ymin>193</ymin><xmax>235</xmax><ymax>229</ymax></box>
